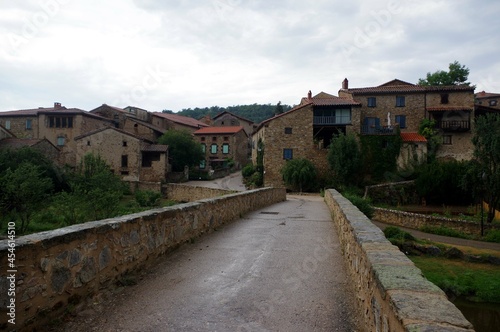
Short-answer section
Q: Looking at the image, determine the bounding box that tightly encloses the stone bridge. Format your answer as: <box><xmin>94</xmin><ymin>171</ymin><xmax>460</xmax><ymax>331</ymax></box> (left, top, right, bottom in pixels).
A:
<box><xmin>0</xmin><ymin>186</ymin><xmax>474</xmax><ymax>331</ymax></box>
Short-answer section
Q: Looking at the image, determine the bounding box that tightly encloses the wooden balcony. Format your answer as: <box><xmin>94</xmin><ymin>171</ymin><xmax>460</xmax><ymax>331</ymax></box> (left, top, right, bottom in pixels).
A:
<box><xmin>437</xmin><ymin>120</ymin><xmax>470</xmax><ymax>132</ymax></box>
<box><xmin>313</xmin><ymin>116</ymin><xmax>351</xmax><ymax>125</ymax></box>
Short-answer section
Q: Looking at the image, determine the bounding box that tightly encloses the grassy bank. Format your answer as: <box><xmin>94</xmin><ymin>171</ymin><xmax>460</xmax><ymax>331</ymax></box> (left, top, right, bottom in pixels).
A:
<box><xmin>410</xmin><ymin>256</ymin><xmax>500</xmax><ymax>303</ymax></box>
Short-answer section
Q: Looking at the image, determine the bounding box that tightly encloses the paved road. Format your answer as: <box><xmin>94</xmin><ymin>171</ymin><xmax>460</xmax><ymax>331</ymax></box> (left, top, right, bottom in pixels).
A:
<box><xmin>186</xmin><ymin>172</ymin><xmax>247</xmax><ymax>191</ymax></box>
<box><xmin>59</xmin><ymin>195</ymin><xmax>359</xmax><ymax>332</ymax></box>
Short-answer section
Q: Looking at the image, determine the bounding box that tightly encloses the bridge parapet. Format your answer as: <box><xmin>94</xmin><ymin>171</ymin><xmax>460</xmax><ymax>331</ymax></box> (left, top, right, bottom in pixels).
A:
<box><xmin>0</xmin><ymin>187</ymin><xmax>286</xmax><ymax>331</ymax></box>
<box><xmin>324</xmin><ymin>189</ymin><xmax>474</xmax><ymax>332</ymax></box>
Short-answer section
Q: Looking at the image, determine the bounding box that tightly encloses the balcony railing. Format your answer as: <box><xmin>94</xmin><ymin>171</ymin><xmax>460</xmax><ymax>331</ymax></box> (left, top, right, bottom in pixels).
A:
<box><xmin>436</xmin><ymin>120</ymin><xmax>470</xmax><ymax>132</ymax></box>
<box><xmin>313</xmin><ymin>116</ymin><xmax>351</xmax><ymax>125</ymax></box>
<box><xmin>361</xmin><ymin>125</ymin><xmax>397</xmax><ymax>135</ymax></box>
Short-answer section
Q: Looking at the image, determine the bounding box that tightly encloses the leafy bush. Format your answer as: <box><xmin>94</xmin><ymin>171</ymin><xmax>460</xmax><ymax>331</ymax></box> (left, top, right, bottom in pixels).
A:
<box><xmin>281</xmin><ymin>158</ymin><xmax>317</xmax><ymax>192</ymax></box>
<box><xmin>135</xmin><ymin>190</ymin><xmax>162</xmax><ymax>207</ymax></box>
<box><xmin>484</xmin><ymin>229</ymin><xmax>500</xmax><ymax>243</ymax></box>
<box><xmin>383</xmin><ymin>226</ymin><xmax>416</xmax><ymax>241</ymax></box>
<box><xmin>419</xmin><ymin>225</ymin><xmax>471</xmax><ymax>239</ymax></box>
<box><xmin>343</xmin><ymin>192</ymin><xmax>374</xmax><ymax>218</ymax></box>
<box><xmin>249</xmin><ymin>171</ymin><xmax>263</xmax><ymax>187</ymax></box>
<box><xmin>242</xmin><ymin>164</ymin><xmax>255</xmax><ymax>178</ymax></box>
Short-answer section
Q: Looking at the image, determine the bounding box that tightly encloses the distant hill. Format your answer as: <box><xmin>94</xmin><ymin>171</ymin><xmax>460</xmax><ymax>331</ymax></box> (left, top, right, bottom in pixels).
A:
<box><xmin>163</xmin><ymin>103</ymin><xmax>293</xmax><ymax>124</ymax></box>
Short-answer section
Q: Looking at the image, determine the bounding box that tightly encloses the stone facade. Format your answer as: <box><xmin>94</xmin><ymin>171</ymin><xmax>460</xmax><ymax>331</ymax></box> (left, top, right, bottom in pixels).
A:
<box><xmin>194</xmin><ymin>126</ymin><xmax>250</xmax><ymax>170</ymax></box>
<box><xmin>75</xmin><ymin>127</ymin><xmax>169</xmax><ymax>186</ymax></box>
<box><xmin>0</xmin><ymin>187</ymin><xmax>286</xmax><ymax>331</ymax></box>
<box><xmin>122</xmin><ymin>118</ymin><xmax>165</xmax><ymax>142</ymax></box>
<box><xmin>151</xmin><ymin>112</ymin><xmax>209</xmax><ymax>133</ymax></box>
<box><xmin>212</xmin><ymin>111</ymin><xmax>255</xmax><ymax>136</ymax></box>
<box><xmin>324</xmin><ymin>189</ymin><xmax>474</xmax><ymax>332</ymax></box>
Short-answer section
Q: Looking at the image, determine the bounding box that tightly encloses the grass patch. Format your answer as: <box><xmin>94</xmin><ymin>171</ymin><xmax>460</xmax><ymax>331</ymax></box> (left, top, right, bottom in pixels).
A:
<box><xmin>410</xmin><ymin>256</ymin><xmax>500</xmax><ymax>303</ymax></box>
<box><xmin>419</xmin><ymin>225</ymin><xmax>472</xmax><ymax>240</ymax></box>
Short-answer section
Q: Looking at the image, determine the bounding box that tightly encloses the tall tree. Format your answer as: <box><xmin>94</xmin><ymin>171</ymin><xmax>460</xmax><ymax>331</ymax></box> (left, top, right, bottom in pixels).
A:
<box><xmin>281</xmin><ymin>158</ymin><xmax>317</xmax><ymax>193</ymax></box>
<box><xmin>158</xmin><ymin>130</ymin><xmax>204</xmax><ymax>172</ymax></box>
<box><xmin>418</xmin><ymin>60</ymin><xmax>474</xmax><ymax>87</ymax></box>
<box><xmin>327</xmin><ymin>133</ymin><xmax>362</xmax><ymax>187</ymax></box>
<box><xmin>471</xmin><ymin>113</ymin><xmax>500</xmax><ymax>223</ymax></box>
<box><xmin>275</xmin><ymin>101</ymin><xmax>284</xmax><ymax>115</ymax></box>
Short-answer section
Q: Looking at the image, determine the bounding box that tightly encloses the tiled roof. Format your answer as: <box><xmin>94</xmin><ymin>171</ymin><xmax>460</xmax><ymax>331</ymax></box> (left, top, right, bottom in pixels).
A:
<box><xmin>254</xmin><ymin>102</ymin><xmax>312</xmax><ymax>132</ymax></box>
<box><xmin>400</xmin><ymin>133</ymin><xmax>427</xmax><ymax>143</ymax></box>
<box><xmin>301</xmin><ymin>92</ymin><xmax>361</xmax><ymax>106</ymax></box>
<box><xmin>426</xmin><ymin>107</ymin><xmax>474</xmax><ymax>112</ymax></box>
<box><xmin>74</xmin><ymin>126</ymin><xmax>153</xmax><ymax>143</ymax></box>
<box><xmin>194</xmin><ymin>126</ymin><xmax>245</xmax><ymax>135</ymax></box>
<box><xmin>475</xmin><ymin>91</ymin><xmax>500</xmax><ymax>99</ymax></box>
<box><xmin>213</xmin><ymin>111</ymin><xmax>254</xmax><ymax>124</ymax></box>
<box><xmin>126</xmin><ymin>118</ymin><xmax>167</xmax><ymax>134</ymax></box>
<box><xmin>343</xmin><ymin>79</ymin><xmax>473</xmax><ymax>94</ymax></box>
<box><xmin>0</xmin><ymin>107</ymin><xmax>113</xmax><ymax>123</ymax></box>
<box><xmin>142</xmin><ymin>143</ymin><xmax>168</xmax><ymax>152</ymax></box>
<box><xmin>153</xmin><ymin>112</ymin><xmax>209</xmax><ymax>129</ymax></box>
<box><xmin>0</xmin><ymin>138</ymin><xmax>58</xmax><ymax>150</ymax></box>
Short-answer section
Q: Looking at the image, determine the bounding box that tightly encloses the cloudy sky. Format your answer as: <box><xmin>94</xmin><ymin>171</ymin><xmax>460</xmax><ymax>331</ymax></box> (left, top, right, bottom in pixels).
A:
<box><xmin>1</xmin><ymin>0</ymin><xmax>499</xmax><ymax>113</ymax></box>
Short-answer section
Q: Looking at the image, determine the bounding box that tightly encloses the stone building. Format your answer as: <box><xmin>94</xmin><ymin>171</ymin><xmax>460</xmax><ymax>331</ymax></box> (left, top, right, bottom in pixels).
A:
<box><xmin>0</xmin><ymin>137</ymin><xmax>61</xmax><ymax>165</ymax></box>
<box><xmin>251</xmin><ymin>91</ymin><xmax>360</xmax><ymax>188</ymax></box>
<box><xmin>151</xmin><ymin>112</ymin><xmax>209</xmax><ymax>133</ymax></box>
<box><xmin>122</xmin><ymin>117</ymin><xmax>166</xmax><ymax>142</ymax></box>
<box><xmin>339</xmin><ymin>78</ymin><xmax>475</xmax><ymax>161</ymax></box>
<box><xmin>212</xmin><ymin>111</ymin><xmax>255</xmax><ymax>136</ymax></box>
<box><xmin>75</xmin><ymin>127</ymin><xmax>169</xmax><ymax>190</ymax></box>
<box><xmin>0</xmin><ymin>103</ymin><xmax>114</xmax><ymax>166</ymax></box>
<box><xmin>194</xmin><ymin>126</ymin><xmax>249</xmax><ymax>170</ymax></box>
<box><xmin>475</xmin><ymin>91</ymin><xmax>500</xmax><ymax>116</ymax></box>
<box><xmin>397</xmin><ymin>133</ymin><xmax>428</xmax><ymax>171</ymax></box>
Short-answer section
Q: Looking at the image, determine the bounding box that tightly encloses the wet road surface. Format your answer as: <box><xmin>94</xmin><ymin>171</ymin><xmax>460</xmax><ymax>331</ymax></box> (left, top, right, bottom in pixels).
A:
<box><xmin>59</xmin><ymin>195</ymin><xmax>359</xmax><ymax>332</ymax></box>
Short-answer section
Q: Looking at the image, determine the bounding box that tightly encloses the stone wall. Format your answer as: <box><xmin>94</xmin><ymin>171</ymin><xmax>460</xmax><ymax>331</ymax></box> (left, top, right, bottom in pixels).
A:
<box><xmin>364</xmin><ymin>181</ymin><xmax>420</xmax><ymax>205</ymax></box>
<box><xmin>164</xmin><ymin>183</ymin><xmax>235</xmax><ymax>202</ymax></box>
<box><xmin>324</xmin><ymin>189</ymin><xmax>474</xmax><ymax>332</ymax></box>
<box><xmin>0</xmin><ymin>187</ymin><xmax>286</xmax><ymax>331</ymax></box>
<box><xmin>372</xmin><ymin>207</ymin><xmax>500</xmax><ymax>236</ymax></box>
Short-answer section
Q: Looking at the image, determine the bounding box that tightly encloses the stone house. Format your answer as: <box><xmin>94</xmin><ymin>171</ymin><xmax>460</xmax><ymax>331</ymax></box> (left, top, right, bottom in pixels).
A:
<box><xmin>74</xmin><ymin>127</ymin><xmax>169</xmax><ymax>191</ymax></box>
<box><xmin>151</xmin><ymin>112</ymin><xmax>209</xmax><ymax>133</ymax></box>
<box><xmin>475</xmin><ymin>91</ymin><xmax>500</xmax><ymax>117</ymax></box>
<box><xmin>251</xmin><ymin>91</ymin><xmax>360</xmax><ymax>188</ymax></box>
<box><xmin>122</xmin><ymin>117</ymin><xmax>166</xmax><ymax>142</ymax></box>
<box><xmin>194</xmin><ymin>126</ymin><xmax>249</xmax><ymax>170</ymax></box>
<box><xmin>339</xmin><ymin>78</ymin><xmax>475</xmax><ymax>161</ymax></box>
<box><xmin>0</xmin><ymin>137</ymin><xmax>61</xmax><ymax>165</ymax></box>
<box><xmin>123</xmin><ymin>106</ymin><xmax>151</xmax><ymax>122</ymax></box>
<box><xmin>0</xmin><ymin>103</ymin><xmax>114</xmax><ymax>166</ymax></box>
<box><xmin>212</xmin><ymin>111</ymin><xmax>255</xmax><ymax>136</ymax></box>
<box><xmin>397</xmin><ymin>133</ymin><xmax>428</xmax><ymax>171</ymax></box>
<box><xmin>0</xmin><ymin>123</ymin><xmax>14</xmax><ymax>140</ymax></box>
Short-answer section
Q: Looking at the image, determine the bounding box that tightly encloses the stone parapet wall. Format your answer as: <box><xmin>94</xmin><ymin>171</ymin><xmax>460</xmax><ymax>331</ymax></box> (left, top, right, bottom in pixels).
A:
<box><xmin>164</xmin><ymin>183</ymin><xmax>235</xmax><ymax>202</ymax></box>
<box><xmin>324</xmin><ymin>189</ymin><xmax>474</xmax><ymax>332</ymax></box>
<box><xmin>0</xmin><ymin>187</ymin><xmax>286</xmax><ymax>331</ymax></box>
<box><xmin>373</xmin><ymin>207</ymin><xmax>500</xmax><ymax>236</ymax></box>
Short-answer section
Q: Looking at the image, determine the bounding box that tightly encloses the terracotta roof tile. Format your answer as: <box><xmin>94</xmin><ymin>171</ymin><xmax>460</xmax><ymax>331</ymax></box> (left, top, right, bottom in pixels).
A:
<box><xmin>194</xmin><ymin>126</ymin><xmax>245</xmax><ymax>135</ymax></box>
<box><xmin>343</xmin><ymin>79</ymin><xmax>473</xmax><ymax>94</ymax></box>
<box><xmin>301</xmin><ymin>92</ymin><xmax>361</xmax><ymax>106</ymax></box>
<box><xmin>475</xmin><ymin>91</ymin><xmax>500</xmax><ymax>99</ymax></box>
<box><xmin>153</xmin><ymin>112</ymin><xmax>209</xmax><ymax>129</ymax></box>
<box><xmin>401</xmin><ymin>132</ymin><xmax>427</xmax><ymax>143</ymax></box>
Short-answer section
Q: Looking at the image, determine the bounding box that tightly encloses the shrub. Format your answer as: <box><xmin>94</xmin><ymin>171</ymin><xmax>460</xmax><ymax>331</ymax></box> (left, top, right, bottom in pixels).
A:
<box><xmin>383</xmin><ymin>226</ymin><xmax>416</xmax><ymax>241</ymax></box>
<box><xmin>484</xmin><ymin>229</ymin><xmax>500</xmax><ymax>243</ymax></box>
<box><xmin>242</xmin><ymin>164</ymin><xmax>255</xmax><ymax>178</ymax></box>
<box><xmin>135</xmin><ymin>190</ymin><xmax>162</xmax><ymax>207</ymax></box>
<box><xmin>343</xmin><ymin>192</ymin><xmax>374</xmax><ymax>218</ymax></box>
<box><xmin>249</xmin><ymin>171</ymin><xmax>263</xmax><ymax>187</ymax></box>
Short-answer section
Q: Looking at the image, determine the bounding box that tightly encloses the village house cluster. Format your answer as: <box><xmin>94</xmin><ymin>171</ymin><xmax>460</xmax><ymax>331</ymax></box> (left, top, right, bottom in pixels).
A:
<box><xmin>0</xmin><ymin>78</ymin><xmax>499</xmax><ymax>190</ymax></box>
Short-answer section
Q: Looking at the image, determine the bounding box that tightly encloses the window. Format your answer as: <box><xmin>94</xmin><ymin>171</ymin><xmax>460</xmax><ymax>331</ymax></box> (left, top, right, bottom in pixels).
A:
<box><xmin>211</xmin><ymin>144</ymin><xmax>217</xmax><ymax>154</ymax></box>
<box><xmin>212</xmin><ymin>137</ymin><xmax>217</xmax><ymax>141</ymax></box>
<box><xmin>5</xmin><ymin>120</ymin><xmax>10</xmax><ymax>130</ymax></box>
<box><xmin>200</xmin><ymin>160</ymin><xmax>206</xmax><ymax>169</ymax></box>
<box><xmin>121</xmin><ymin>155</ymin><xmax>128</xmax><ymax>167</ymax></box>
<box><xmin>87</xmin><ymin>141</ymin><xmax>91</xmax><ymax>146</ymax></box>
<box><xmin>123</xmin><ymin>141</ymin><xmax>127</xmax><ymax>147</ymax></box>
<box><xmin>57</xmin><ymin>136</ymin><xmax>65</xmax><ymax>146</ymax></box>
<box><xmin>222</xmin><ymin>144</ymin><xmax>229</xmax><ymax>154</ymax></box>
<box><xmin>48</xmin><ymin>116</ymin><xmax>73</xmax><ymax>128</ymax></box>
<box><xmin>283</xmin><ymin>148</ymin><xmax>293</xmax><ymax>160</ymax></box>
<box><xmin>201</xmin><ymin>144</ymin><xmax>206</xmax><ymax>153</ymax></box>
<box><xmin>284</xmin><ymin>127</ymin><xmax>292</xmax><ymax>134</ymax></box>
<box><xmin>490</xmin><ymin>100</ymin><xmax>498</xmax><ymax>107</ymax></box>
<box><xmin>443</xmin><ymin>135</ymin><xmax>452</xmax><ymax>145</ymax></box>
<box><xmin>396</xmin><ymin>96</ymin><xmax>405</xmax><ymax>107</ymax></box>
<box><xmin>336</xmin><ymin>109</ymin><xmax>351</xmax><ymax>124</ymax></box>
<box><xmin>367</xmin><ymin>97</ymin><xmax>376</xmax><ymax>107</ymax></box>
<box><xmin>395</xmin><ymin>115</ymin><xmax>406</xmax><ymax>128</ymax></box>
<box><xmin>26</xmin><ymin>119</ymin><xmax>32</xmax><ymax>129</ymax></box>
<box><xmin>201</xmin><ymin>137</ymin><xmax>206</xmax><ymax>141</ymax></box>
<box><xmin>223</xmin><ymin>136</ymin><xmax>229</xmax><ymax>141</ymax></box>
<box><xmin>441</xmin><ymin>94</ymin><xmax>449</xmax><ymax>104</ymax></box>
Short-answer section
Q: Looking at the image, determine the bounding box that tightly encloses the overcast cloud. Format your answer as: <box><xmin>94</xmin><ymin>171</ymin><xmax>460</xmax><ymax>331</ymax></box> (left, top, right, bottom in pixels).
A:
<box><xmin>0</xmin><ymin>0</ymin><xmax>499</xmax><ymax>112</ymax></box>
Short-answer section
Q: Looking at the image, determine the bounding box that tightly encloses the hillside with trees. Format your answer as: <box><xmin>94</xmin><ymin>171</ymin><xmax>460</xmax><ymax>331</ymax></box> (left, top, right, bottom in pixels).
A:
<box><xmin>163</xmin><ymin>103</ymin><xmax>292</xmax><ymax>124</ymax></box>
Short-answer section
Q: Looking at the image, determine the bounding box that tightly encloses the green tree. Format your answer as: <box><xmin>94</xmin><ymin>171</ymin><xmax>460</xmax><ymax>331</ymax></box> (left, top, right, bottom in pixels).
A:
<box><xmin>418</xmin><ymin>60</ymin><xmax>474</xmax><ymax>87</ymax></box>
<box><xmin>275</xmin><ymin>101</ymin><xmax>284</xmax><ymax>115</ymax></box>
<box><xmin>418</xmin><ymin>118</ymin><xmax>441</xmax><ymax>162</ymax></box>
<box><xmin>158</xmin><ymin>130</ymin><xmax>204</xmax><ymax>172</ymax></box>
<box><xmin>0</xmin><ymin>163</ymin><xmax>54</xmax><ymax>233</ymax></box>
<box><xmin>328</xmin><ymin>133</ymin><xmax>362</xmax><ymax>187</ymax></box>
<box><xmin>281</xmin><ymin>158</ymin><xmax>317</xmax><ymax>193</ymax></box>
<box><xmin>471</xmin><ymin>113</ymin><xmax>500</xmax><ymax>223</ymax></box>
<box><xmin>70</xmin><ymin>153</ymin><xmax>127</xmax><ymax>220</ymax></box>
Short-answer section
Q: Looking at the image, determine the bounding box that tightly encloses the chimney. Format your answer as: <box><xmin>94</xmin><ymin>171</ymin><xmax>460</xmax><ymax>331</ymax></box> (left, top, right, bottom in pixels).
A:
<box><xmin>342</xmin><ymin>78</ymin><xmax>349</xmax><ymax>90</ymax></box>
<box><xmin>308</xmin><ymin>90</ymin><xmax>312</xmax><ymax>100</ymax></box>
<box><xmin>54</xmin><ymin>102</ymin><xmax>62</xmax><ymax>110</ymax></box>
